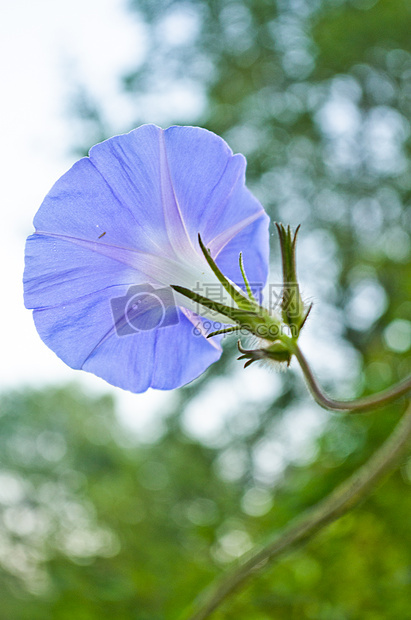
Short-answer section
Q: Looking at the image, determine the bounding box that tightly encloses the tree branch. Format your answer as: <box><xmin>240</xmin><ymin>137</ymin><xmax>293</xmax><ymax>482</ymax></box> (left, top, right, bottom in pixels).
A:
<box><xmin>183</xmin><ymin>400</ymin><xmax>411</xmax><ymax>620</ymax></box>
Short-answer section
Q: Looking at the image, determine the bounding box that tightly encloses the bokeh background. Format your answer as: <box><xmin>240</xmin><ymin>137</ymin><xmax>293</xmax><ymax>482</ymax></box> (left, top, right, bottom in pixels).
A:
<box><xmin>2</xmin><ymin>0</ymin><xmax>411</xmax><ymax>618</ymax></box>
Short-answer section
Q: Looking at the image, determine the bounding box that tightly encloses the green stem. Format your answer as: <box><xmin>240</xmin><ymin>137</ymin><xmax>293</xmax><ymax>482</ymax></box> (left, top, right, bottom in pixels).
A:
<box><xmin>183</xmin><ymin>400</ymin><xmax>411</xmax><ymax>620</ymax></box>
<box><xmin>294</xmin><ymin>345</ymin><xmax>411</xmax><ymax>413</ymax></box>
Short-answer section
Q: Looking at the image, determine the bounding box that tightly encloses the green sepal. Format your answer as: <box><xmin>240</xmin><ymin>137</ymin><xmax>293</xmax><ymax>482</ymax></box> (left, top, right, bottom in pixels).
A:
<box><xmin>299</xmin><ymin>302</ymin><xmax>313</xmax><ymax>331</ymax></box>
<box><xmin>170</xmin><ymin>284</ymin><xmax>257</xmax><ymax>325</ymax></box>
<box><xmin>207</xmin><ymin>326</ymin><xmax>243</xmax><ymax>339</ymax></box>
<box><xmin>239</xmin><ymin>252</ymin><xmax>256</xmax><ymax>302</ymax></box>
<box><xmin>198</xmin><ymin>234</ymin><xmax>255</xmax><ymax>312</ymax></box>
<box><xmin>172</xmin><ymin>283</ymin><xmax>284</xmax><ymax>341</ymax></box>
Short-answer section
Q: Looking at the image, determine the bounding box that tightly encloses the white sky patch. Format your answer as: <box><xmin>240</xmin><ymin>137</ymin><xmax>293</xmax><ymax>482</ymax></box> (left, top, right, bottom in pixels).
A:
<box><xmin>182</xmin><ymin>366</ymin><xmax>282</xmax><ymax>446</ymax></box>
<box><xmin>280</xmin><ymin>404</ymin><xmax>327</xmax><ymax>464</ymax></box>
<box><xmin>182</xmin><ymin>378</ymin><xmax>242</xmax><ymax>446</ymax></box>
<box><xmin>252</xmin><ymin>438</ymin><xmax>286</xmax><ymax>484</ymax></box>
<box><xmin>364</xmin><ymin>106</ymin><xmax>410</xmax><ymax>175</ymax></box>
<box><xmin>250</xmin><ymin>403</ymin><xmax>328</xmax><ymax>484</ymax></box>
<box><xmin>383</xmin><ymin>319</ymin><xmax>411</xmax><ymax>353</ymax></box>
<box><xmin>346</xmin><ymin>278</ymin><xmax>388</xmax><ymax>332</ymax></box>
<box><xmin>157</xmin><ymin>5</ymin><xmax>200</xmax><ymax>46</ymax></box>
<box><xmin>295</xmin><ymin>322</ymin><xmax>363</xmax><ymax>399</ymax></box>
<box><xmin>317</xmin><ymin>98</ymin><xmax>361</xmax><ymax>138</ymax></box>
<box><xmin>115</xmin><ymin>388</ymin><xmax>179</xmax><ymax>443</ymax></box>
<box><xmin>137</xmin><ymin>82</ymin><xmax>207</xmax><ymax>125</ymax></box>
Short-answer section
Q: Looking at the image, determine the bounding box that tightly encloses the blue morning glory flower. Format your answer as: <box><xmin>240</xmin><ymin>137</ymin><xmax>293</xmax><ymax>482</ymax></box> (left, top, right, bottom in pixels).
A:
<box><xmin>24</xmin><ymin>125</ymin><xmax>269</xmax><ymax>392</ymax></box>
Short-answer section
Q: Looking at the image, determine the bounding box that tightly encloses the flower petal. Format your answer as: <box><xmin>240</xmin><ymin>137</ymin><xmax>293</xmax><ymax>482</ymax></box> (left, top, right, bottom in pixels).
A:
<box><xmin>32</xmin><ymin>290</ymin><xmax>222</xmax><ymax>392</ymax></box>
<box><xmin>24</xmin><ymin>124</ymin><xmax>270</xmax><ymax>393</ymax></box>
<box><xmin>163</xmin><ymin>126</ymin><xmax>266</xmax><ymax>250</ymax></box>
<box><xmin>33</xmin><ymin>154</ymin><xmax>164</xmax><ymax>255</ymax></box>
<box><xmin>87</xmin><ymin>124</ymin><xmax>195</xmax><ymax>259</ymax></box>
<box><xmin>214</xmin><ymin>209</ymin><xmax>270</xmax><ymax>295</ymax></box>
<box><xmin>24</xmin><ymin>234</ymin><xmax>142</xmax><ymax>309</ymax></box>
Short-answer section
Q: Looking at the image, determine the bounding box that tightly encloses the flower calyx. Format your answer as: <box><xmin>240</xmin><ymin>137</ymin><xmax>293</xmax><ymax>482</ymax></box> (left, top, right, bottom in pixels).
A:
<box><xmin>172</xmin><ymin>227</ymin><xmax>310</xmax><ymax>370</ymax></box>
<box><xmin>171</xmin><ymin>234</ymin><xmax>282</xmax><ymax>341</ymax></box>
<box><xmin>237</xmin><ymin>339</ymin><xmax>292</xmax><ymax>368</ymax></box>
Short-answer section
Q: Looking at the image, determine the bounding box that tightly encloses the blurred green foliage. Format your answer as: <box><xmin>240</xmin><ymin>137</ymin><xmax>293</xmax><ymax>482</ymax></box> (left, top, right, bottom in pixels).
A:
<box><xmin>9</xmin><ymin>0</ymin><xmax>411</xmax><ymax>617</ymax></box>
<box><xmin>0</xmin><ymin>387</ymin><xmax>410</xmax><ymax>619</ymax></box>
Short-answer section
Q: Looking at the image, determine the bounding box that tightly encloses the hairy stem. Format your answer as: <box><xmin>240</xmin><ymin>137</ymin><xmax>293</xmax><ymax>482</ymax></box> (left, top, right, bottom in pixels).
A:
<box><xmin>294</xmin><ymin>345</ymin><xmax>411</xmax><ymax>413</ymax></box>
<box><xmin>183</xmin><ymin>401</ymin><xmax>411</xmax><ymax>620</ymax></box>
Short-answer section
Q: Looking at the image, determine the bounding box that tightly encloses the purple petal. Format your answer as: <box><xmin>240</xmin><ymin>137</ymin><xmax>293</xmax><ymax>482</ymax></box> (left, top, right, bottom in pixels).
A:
<box><xmin>33</xmin><ymin>155</ymin><xmax>164</xmax><ymax>255</ymax></box>
<box><xmin>24</xmin><ymin>124</ymin><xmax>270</xmax><ymax>393</ymax></box>
<box><xmin>33</xmin><ymin>293</ymin><xmax>221</xmax><ymax>392</ymax></box>
<box><xmin>215</xmin><ymin>207</ymin><xmax>270</xmax><ymax>294</ymax></box>
<box><xmin>24</xmin><ymin>234</ymin><xmax>143</xmax><ymax>309</ymax></box>
<box><xmin>163</xmin><ymin>126</ymin><xmax>266</xmax><ymax>250</ymax></box>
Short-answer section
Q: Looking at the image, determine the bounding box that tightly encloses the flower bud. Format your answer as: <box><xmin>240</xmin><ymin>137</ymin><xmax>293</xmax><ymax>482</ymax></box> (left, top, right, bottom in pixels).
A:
<box><xmin>275</xmin><ymin>223</ymin><xmax>311</xmax><ymax>336</ymax></box>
